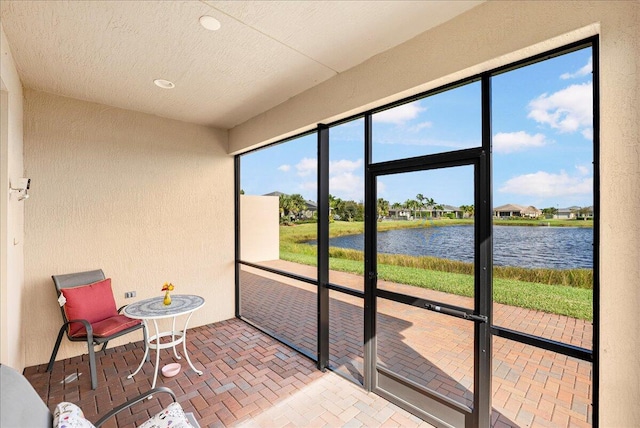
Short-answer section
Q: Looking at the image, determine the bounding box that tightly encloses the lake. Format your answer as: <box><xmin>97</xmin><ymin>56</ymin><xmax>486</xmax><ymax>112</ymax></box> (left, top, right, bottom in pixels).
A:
<box><xmin>319</xmin><ymin>225</ymin><xmax>593</xmax><ymax>269</ymax></box>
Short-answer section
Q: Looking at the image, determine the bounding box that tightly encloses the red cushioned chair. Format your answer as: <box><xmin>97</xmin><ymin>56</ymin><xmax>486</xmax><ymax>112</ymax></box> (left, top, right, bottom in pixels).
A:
<box><xmin>46</xmin><ymin>269</ymin><xmax>147</xmax><ymax>390</ymax></box>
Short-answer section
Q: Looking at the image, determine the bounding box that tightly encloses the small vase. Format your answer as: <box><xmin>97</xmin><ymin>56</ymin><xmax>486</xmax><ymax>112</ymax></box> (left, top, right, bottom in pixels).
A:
<box><xmin>163</xmin><ymin>291</ymin><xmax>172</xmax><ymax>306</ymax></box>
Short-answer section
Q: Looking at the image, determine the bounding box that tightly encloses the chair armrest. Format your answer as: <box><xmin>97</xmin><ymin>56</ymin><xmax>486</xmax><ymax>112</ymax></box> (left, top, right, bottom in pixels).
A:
<box><xmin>93</xmin><ymin>387</ymin><xmax>177</xmax><ymax>427</ymax></box>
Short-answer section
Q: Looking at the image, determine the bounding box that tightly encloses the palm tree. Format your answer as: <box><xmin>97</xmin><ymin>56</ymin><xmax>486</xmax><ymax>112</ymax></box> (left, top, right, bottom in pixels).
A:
<box><xmin>460</xmin><ymin>204</ymin><xmax>475</xmax><ymax>218</ymax></box>
<box><xmin>329</xmin><ymin>194</ymin><xmax>342</xmax><ymax>221</ymax></box>
<box><xmin>542</xmin><ymin>207</ymin><xmax>558</xmax><ymax>219</ymax></box>
<box><xmin>288</xmin><ymin>194</ymin><xmax>307</xmax><ymax>219</ymax></box>
<box><xmin>404</xmin><ymin>199</ymin><xmax>419</xmax><ymax>220</ymax></box>
<box><xmin>425</xmin><ymin>197</ymin><xmax>436</xmax><ymax>217</ymax></box>
<box><xmin>578</xmin><ymin>206</ymin><xmax>592</xmax><ymax>220</ymax></box>
<box><xmin>278</xmin><ymin>194</ymin><xmax>290</xmax><ymax>219</ymax></box>
<box><xmin>341</xmin><ymin>200</ymin><xmax>360</xmax><ymax>221</ymax></box>
<box><xmin>416</xmin><ymin>193</ymin><xmax>426</xmax><ymax>219</ymax></box>
<box><xmin>434</xmin><ymin>203</ymin><xmax>444</xmax><ymax>218</ymax></box>
<box><xmin>377</xmin><ymin>198</ymin><xmax>390</xmax><ymax>220</ymax></box>
<box><xmin>278</xmin><ymin>193</ymin><xmax>307</xmax><ymax>221</ymax></box>
<box><xmin>391</xmin><ymin>202</ymin><xmax>402</xmax><ymax>219</ymax></box>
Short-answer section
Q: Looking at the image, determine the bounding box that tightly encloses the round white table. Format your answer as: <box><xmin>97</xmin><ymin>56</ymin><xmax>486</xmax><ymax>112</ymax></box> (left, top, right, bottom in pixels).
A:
<box><xmin>123</xmin><ymin>294</ymin><xmax>205</xmax><ymax>388</ymax></box>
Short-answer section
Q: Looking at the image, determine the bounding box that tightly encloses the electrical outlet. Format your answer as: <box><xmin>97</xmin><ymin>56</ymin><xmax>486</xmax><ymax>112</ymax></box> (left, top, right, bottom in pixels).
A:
<box><xmin>124</xmin><ymin>291</ymin><xmax>136</xmax><ymax>299</ymax></box>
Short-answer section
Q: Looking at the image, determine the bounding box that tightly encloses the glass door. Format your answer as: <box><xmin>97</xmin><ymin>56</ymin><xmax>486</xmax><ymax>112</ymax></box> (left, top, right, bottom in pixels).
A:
<box><xmin>366</xmin><ymin>161</ymin><xmax>491</xmax><ymax>428</ymax></box>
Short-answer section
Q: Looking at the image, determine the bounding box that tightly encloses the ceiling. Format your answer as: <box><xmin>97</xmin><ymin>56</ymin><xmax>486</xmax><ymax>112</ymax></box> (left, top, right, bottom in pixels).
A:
<box><xmin>0</xmin><ymin>1</ymin><xmax>483</xmax><ymax>129</ymax></box>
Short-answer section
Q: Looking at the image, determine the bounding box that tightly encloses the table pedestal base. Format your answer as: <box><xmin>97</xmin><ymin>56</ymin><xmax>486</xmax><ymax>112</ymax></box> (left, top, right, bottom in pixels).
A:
<box><xmin>128</xmin><ymin>312</ymin><xmax>202</xmax><ymax>388</ymax></box>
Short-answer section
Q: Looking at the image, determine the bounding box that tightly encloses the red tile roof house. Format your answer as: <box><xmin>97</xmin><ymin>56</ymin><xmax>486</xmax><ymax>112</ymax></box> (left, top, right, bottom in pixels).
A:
<box><xmin>1</xmin><ymin>1</ymin><xmax>638</xmax><ymax>427</ymax></box>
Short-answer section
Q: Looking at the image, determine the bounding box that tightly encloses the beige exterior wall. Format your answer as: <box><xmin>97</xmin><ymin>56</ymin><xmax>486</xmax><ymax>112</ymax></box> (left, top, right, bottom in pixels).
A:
<box><xmin>0</xmin><ymin>23</ymin><xmax>25</xmax><ymax>370</ymax></box>
<box><xmin>240</xmin><ymin>195</ymin><xmax>279</xmax><ymax>263</ymax></box>
<box><xmin>23</xmin><ymin>90</ymin><xmax>235</xmax><ymax>365</ymax></box>
<box><xmin>229</xmin><ymin>2</ymin><xmax>640</xmax><ymax>426</ymax></box>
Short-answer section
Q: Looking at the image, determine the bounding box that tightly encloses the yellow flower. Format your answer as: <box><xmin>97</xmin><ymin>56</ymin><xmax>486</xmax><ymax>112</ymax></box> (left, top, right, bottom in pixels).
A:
<box><xmin>161</xmin><ymin>282</ymin><xmax>175</xmax><ymax>291</ymax></box>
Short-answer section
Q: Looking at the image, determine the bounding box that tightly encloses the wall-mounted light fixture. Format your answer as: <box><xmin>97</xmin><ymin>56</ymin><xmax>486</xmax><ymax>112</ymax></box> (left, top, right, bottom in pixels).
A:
<box><xmin>9</xmin><ymin>178</ymin><xmax>30</xmax><ymax>201</ymax></box>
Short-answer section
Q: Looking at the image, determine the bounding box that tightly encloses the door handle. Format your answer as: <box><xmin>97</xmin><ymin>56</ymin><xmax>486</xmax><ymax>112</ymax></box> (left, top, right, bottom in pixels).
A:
<box><xmin>424</xmin><ymin>303</ymin><xmax>487</xmax><ymax>323</ymax></box>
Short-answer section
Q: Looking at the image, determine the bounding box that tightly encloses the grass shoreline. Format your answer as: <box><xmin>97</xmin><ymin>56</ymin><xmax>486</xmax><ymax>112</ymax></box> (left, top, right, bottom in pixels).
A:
<box><xmin>278</xmin><ymin>220</ymin><xmax>593</xmax><ymax>321</ymax></box>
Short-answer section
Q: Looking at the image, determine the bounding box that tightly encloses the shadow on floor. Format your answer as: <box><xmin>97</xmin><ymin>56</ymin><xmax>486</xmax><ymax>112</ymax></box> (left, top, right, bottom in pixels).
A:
<box><xmin>239</xmin><ymin>269</ymin><xmax>519</xmax><ymax>427</ymax></box>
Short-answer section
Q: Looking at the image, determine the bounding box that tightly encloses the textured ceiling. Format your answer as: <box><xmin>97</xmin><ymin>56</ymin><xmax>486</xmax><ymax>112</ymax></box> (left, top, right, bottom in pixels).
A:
<box><xmin>0</xmin><ymin>1</ymin><xmax>482</xmax><ymax>129</ymax></box>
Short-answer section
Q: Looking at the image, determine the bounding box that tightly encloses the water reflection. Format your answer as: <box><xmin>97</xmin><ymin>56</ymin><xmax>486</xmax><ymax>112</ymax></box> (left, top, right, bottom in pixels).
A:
<box><xmin>320</xmin><ymin>225</ymin><xmax>593</xmax><ymax>269</ymax></box>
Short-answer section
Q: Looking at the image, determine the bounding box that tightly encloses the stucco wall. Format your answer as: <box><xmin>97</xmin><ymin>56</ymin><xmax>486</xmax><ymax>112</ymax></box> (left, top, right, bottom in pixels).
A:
<box><xmin>23</xmin><ymin>90</ymin><xmax>235</xmax><ymax>365</ymax></box>
<box><xmin>228</xmin><ymin>1</ymin><xmax>640</xmax><ymax>426</ymax></box>
<box><xmin>240</xmin><ymin>195</ymin><xmax>279</xmax><ymax>262</ymax></box>
<box><xmin>0</xmin><ymin>23</ymin><xmax>25</xmax><ymax>370</ymax></box>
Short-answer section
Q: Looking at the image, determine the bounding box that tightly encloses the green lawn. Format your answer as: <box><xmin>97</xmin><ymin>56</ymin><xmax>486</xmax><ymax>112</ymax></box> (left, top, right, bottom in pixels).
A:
<box><xmin>278</xmin><ymin>220</ymin><xmax>593</xmax><ymax>321</ymax></box>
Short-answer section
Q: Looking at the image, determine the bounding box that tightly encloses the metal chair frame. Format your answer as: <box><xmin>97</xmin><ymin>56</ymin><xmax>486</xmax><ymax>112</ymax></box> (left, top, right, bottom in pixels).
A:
<box><xmin>46</xmin><ymin>269</ymin><xmax>147</xmax><ymax>390</ymax></box>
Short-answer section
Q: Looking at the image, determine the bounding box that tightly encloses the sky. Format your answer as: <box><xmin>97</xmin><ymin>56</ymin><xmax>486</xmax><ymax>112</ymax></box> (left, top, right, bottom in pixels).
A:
<box><xmin>241</xmin><ymin>47</ymin><xmax>593</xmax><ymax>210</ymax></box>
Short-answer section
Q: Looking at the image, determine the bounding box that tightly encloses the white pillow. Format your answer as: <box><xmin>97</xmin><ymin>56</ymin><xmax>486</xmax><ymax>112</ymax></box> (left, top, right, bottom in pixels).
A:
<box><xmin>53</xmin><ymin>402</ymin><xmax>96</xmax><ymax>428</ymax></box>
<box><xmin>137</xmin><ymin>402</ymin><xmax>194</xmax><ymax>428</ymax></box>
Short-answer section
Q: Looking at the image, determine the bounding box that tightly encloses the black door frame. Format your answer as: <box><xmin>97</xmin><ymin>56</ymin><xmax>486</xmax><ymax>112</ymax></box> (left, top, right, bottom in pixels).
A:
<box><xmin>234</xmin><ymin>36</ymin><xmax>599</xmax><ymax>428</ymax></box>
<box><xmin>363</xmin><ymin>144</ymin><xmax>492</xmax><ymax>427</ymax></box>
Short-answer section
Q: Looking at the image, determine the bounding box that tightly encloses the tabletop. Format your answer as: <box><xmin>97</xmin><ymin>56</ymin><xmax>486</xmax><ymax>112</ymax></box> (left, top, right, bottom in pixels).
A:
<box><xmin>123</xmin><ymin>294</ymin><xmax>205</xmax><ymax>320</ymax></box>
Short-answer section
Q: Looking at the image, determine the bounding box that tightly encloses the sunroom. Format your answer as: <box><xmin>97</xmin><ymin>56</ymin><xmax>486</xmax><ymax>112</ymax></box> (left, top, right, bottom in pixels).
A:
<box><xmin>1</xmin><ymin>1</ymin><xmax>638</xmax><ymax>427</ymax></box>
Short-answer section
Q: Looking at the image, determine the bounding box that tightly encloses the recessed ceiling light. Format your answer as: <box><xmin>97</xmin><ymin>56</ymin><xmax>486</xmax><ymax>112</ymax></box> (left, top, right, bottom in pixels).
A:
<box><xmin>199</xmin><ymin>15</ymin><xmax>221</xmax><ymax>31</ymax></box>
<box><xmin>154</xmin><ymin>79</ymin><xmax>175</xmax><ymax>89</ymax></box>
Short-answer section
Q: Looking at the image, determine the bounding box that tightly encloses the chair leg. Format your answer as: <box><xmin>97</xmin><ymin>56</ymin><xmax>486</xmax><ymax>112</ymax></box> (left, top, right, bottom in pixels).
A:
<box><xmin>87</xmin><ymin>339</ymin><xmax>98</xmax><ymax>390</ymax></box>
<box><xmin>47</xmin><ymin>325</ymin><xmax>67</xmax><ymax>372</ymax></box>
<box><xmin>100</xmin><ymin>341</ymin><xmax>109</xmax><ymax>352</ymax></box>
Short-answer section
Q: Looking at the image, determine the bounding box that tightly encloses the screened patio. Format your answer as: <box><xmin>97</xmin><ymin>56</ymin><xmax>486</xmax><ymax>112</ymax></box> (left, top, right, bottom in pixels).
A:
<box><xmin>2</xmin><ymin>1</ymin><xmax>639</xmax><ymax>427</ymax></box>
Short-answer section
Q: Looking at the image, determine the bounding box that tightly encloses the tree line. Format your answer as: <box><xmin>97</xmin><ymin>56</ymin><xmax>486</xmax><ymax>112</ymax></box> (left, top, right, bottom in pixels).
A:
<box><xmin>245</xmin><ymin>191</ymin><xmax>588</xmax><ymax>223</ymax></box>
<box><xmin>277</xmin><ymin>192</ymin><xmax>474</xmax><ymax>223</ymax></box>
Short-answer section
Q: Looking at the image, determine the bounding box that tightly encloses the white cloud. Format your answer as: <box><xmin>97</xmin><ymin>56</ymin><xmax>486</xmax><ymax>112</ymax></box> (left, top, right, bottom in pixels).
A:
<box><xmin>560</xmin><ymin>57</ymin><xmax>592</xmax><ymax>80</ymax></box>
<box><xmin>575</xmin><ymin>164</ymin><xmax>592</xmax><ymax>176</ymax></box>
<box><xmin>581</xmin><ymin>128</ymin><xmax>593</xmax><ymax>140</ymax></box>
<box><xmin>377</xmin><ymin>181</ymin><xmax>386</xmax><ymax>195</ymax></box>
<box><xmin>493</xmin><ymin>131</ymin><xmax>548</xmax><ymax>154</ymax></box>
<box><xmin>294</xmin><ymin>158</ymin><xmax>363</xmax><ymax>177</ymax></box>
<box><xmin>299</xmin><ymin>180</ymin><xmax>317</xmax><ymax>192</ymax></box>
<box><xmin>330</xmin><ymin>172</ymin><xmax>364</xmax><ymax>201</ymax></box>
<box><xmin>295</xmin><ymin>158</ymin><xmax>365</xmax><ymax>200</ymax></box>
<box><xmin>409</xmin><ymin>121</ymin><xmax>433</xmax><ymax>132</ymax></box>
<box><xmin>295</xmin><ymin>157</ymin><xmax>317</xmax><ymax>177</ymax></box>
<box><xmin>527</xmin><ymin>82</ymin><xmax>592</xmax><ymax>138</ymax></box>
<box><xmin>373</xmin><ymin>102</ymin><xmax>425</xmax><ymax>125</ymax></box>
<box><xmin>330</xmin><ymin>159</ymin><xmax>364</xmax><ymax>200</ymax></box>
<box><xmin>330</xmin><ymin>158</ymin><xmax>362</xmax><ymax>175</ymax></box>
<box><xmin>277</xmin><ymin>164</ymin><xmax>291</xmax><ymax>172</ymax></box>
<box><xmin>301</xmin><ymin>173</ymin><xmax>364</xmax><ymax>201</ymax></box>
<box><xmin>499</xmin><ymin>170</ymin><xmax>592</xmax><ymax>197</ymax></box>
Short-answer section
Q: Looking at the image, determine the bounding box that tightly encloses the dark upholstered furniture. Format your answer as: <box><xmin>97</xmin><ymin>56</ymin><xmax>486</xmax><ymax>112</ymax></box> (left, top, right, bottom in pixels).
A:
<box><xmin>47</xmin><ymin>269</ymin><xmax>147</xmax><ymax>389</ymax></box>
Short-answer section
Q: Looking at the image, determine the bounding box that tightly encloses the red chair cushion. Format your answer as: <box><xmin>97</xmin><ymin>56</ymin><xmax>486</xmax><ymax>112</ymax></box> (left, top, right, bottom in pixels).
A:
<box><xmin>61</xmin><ymin>278</ymin><xmax>119</xmax><ymax>336</ymax></box>
<box><xmin>69</xmin><ymin>314</ymin><xmax>141</xmax><ymax>338</ymax></box>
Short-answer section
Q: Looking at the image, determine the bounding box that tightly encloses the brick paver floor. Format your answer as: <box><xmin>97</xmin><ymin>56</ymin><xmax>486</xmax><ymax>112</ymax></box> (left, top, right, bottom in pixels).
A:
<box><xmin>22</xmin><ymin>260</ymin><xmax>592</xmax><ymax>427</ymax></box>
<box><xmin>24</xmin><ymin>318</ymin><xmax>435</xmax><ymax>428</ymax></box>
<box><xmin>239</xmin><ymin>261</ymin><xmax>593</xmax><ymax>427</ymax></box>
